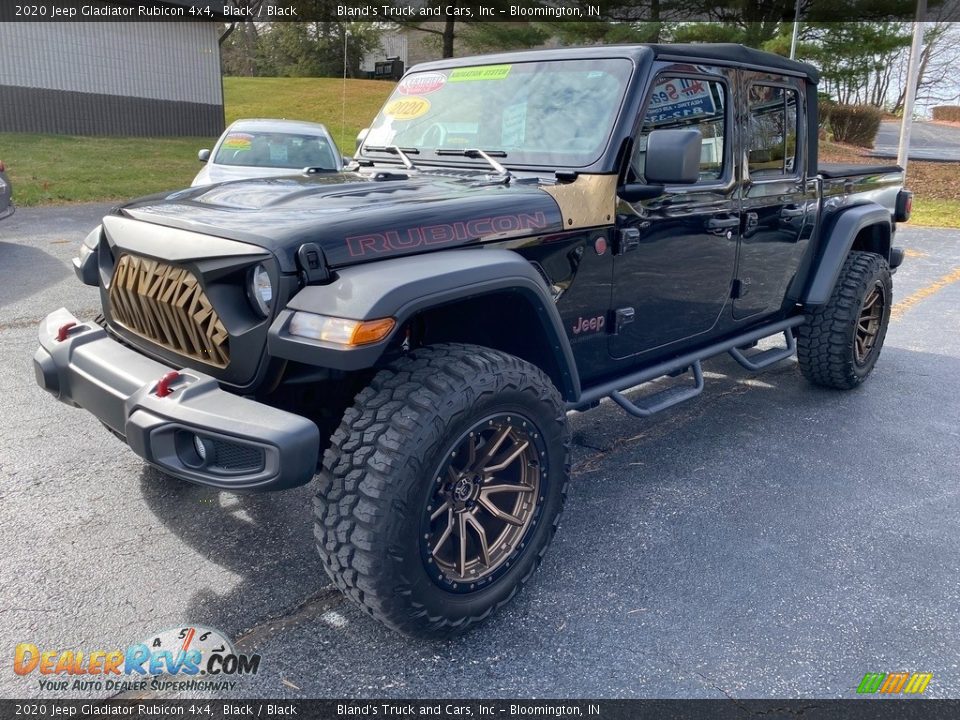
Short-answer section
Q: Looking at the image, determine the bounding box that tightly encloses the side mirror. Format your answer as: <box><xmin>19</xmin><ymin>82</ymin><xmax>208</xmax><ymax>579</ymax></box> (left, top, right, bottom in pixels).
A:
<box><xmin>342</xmin><ymin>156</ymin><xmax>353</xmax><ymax>166</ymax></box>
<box><xmin>355</xmin><ymin>128</ymin><xmax>369</xmax><ymax>151</ymax></box>
<box><xmin>618</xmin><ymin>183</ymin><xmax>666</xmax><ymax>202</ymax></box>
<box><xmin>644</xmin><ymin>128</ymin><xmax>702</xmax><ymax>185</ymax></box>
<box><xmin>198</xmin><ymin>149</ymin><xmax>211</xmax><ymax>163</ymax></box>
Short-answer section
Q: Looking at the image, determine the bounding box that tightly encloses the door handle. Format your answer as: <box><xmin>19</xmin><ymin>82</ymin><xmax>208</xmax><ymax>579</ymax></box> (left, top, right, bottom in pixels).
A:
<box><xmin>617</xmin><ymin>227</ymin><xmax>641</xmax><ymax>254</ymax></box>
<box><xmin>780</xmin><ymin>205</ymin><xmax>805</xmax><ymax>220</ymax></box>
<box><xmin>706</xmin><ymin>216</ymin><xmax>739</xmax><ymax>233</ymax></box>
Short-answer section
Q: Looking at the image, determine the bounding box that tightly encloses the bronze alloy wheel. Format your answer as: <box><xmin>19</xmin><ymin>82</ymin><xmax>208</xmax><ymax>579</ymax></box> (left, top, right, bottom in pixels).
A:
<box><xmin>855</xmin><ymin>281</ymin><xmax>886</xmax><ymax>365</ymax></box>
<box><xmin>421</xmin><ymin>413</ymin><xmax>547</xmax><ymax>593</ymax></box>
<box><xmin>315</xmin><ymin>344</ymin><xmax>569</xmax><ymax>635</ymax></box>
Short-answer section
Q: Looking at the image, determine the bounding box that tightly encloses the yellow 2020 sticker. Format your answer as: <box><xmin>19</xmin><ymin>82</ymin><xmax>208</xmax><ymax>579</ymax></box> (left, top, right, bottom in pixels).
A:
<box><xmin>383</xmin><ymin>97</ymin><xmax>431</xmax><ymax>121</ymax></box>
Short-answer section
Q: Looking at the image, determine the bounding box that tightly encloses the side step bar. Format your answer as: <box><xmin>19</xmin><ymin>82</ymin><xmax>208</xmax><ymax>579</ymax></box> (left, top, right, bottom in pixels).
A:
<box><xmin>570</xmin><ymin>316</ymin><xmax>805</xmax><ymax>416</ymax></box>
<box><xmin>728</xmin><ymin>329</ymin><xmax>796</xmax><ymax>371</ymax></box>
<box><xmin>610</xmin><ymin>361</ymin><xmax>704</xmax><ymax>418</ymax></box>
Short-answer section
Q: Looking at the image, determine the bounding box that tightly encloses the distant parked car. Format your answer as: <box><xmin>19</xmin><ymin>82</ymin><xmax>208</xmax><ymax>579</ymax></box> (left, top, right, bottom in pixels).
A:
<box><xmin>192</xmin><ymin>119</ymin><xmax>345</xmax><ymax>187</ymax></box>
<box><xmin>0</xmin><ymin>160</ymin><xmax>13</xmax><ymax>221</ymax></box>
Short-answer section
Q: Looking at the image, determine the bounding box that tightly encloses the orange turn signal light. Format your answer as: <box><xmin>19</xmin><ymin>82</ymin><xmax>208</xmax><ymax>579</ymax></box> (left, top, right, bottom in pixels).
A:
<box><xmin>288</xmin><ymin>312</ymin><xmax>396</xmax><ymax>347</ymax></box>
<box><xmin>350</xmin><ymin>317</ymin><xmax>396</xmax><ymax>346</ymax></box>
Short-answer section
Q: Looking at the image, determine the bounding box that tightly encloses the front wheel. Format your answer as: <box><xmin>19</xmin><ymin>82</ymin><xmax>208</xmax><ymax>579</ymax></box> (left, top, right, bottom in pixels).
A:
<box><xmin>797</xmin><ymin>251</ymin><xmax>892</xmax><ymax>390</ymax></box>
<box><xmin>313</xmin><ymin>344</ymin><xmax>570</xmax><ymax>637</ymax></box>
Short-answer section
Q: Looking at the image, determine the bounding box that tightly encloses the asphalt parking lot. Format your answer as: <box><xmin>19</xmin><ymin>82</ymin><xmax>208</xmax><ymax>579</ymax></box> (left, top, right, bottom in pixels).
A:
<box><xmin>873</xmin><ymin>120</ymin><xmax>960</xmax><ymax>162</ymax></box>
<box><xmin>1</xmin><ymin>205</ymin><xmax>958</xmax><ymax>700</ymax></box>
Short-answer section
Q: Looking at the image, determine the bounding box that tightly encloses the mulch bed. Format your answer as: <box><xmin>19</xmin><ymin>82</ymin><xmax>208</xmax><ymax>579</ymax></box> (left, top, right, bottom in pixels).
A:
<box><xmin>819</xmin><ymin>141</ymin><xmax>959</xmax><ymax>201</ymax></box>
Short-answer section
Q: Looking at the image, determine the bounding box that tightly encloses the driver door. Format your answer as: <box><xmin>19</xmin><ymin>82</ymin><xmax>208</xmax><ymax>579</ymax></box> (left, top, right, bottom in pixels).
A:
<box><xmin>609</xmin><ymin>67</ymin><xmax>740</xmax><ymax>360</ymax></box>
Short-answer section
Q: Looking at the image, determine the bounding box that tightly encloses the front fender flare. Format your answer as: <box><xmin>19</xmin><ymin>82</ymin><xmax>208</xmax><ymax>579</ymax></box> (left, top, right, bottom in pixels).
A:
<box><xmin>268</xmin><ymin>249</ymin><xmax>581</xmax><ymax>400</ymax></box>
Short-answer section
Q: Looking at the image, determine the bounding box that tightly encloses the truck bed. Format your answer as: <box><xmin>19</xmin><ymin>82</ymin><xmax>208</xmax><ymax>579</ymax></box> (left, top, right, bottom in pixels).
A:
<box><xmin>818</xmin><ymin>163</ymin><xmax>903</xmax><ymax>179</ymax></box>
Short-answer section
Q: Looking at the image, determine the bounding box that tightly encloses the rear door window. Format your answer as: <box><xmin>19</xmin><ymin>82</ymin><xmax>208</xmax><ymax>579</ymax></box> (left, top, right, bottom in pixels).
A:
<box><xmin>747</xmin><ymin>85</ymin><xmax>799</xmax><ymax>178</ymax></box>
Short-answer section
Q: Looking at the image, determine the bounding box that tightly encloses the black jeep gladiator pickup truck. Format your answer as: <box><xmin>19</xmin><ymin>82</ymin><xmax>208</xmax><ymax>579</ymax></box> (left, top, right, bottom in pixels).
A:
<box><xmin>35</xmin><ymin>44</ymin><xmax>910</xmax><ymax>636</ymax></box>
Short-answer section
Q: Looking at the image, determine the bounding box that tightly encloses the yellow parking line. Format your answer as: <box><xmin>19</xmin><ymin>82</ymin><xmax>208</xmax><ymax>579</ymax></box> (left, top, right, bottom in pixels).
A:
<box><xmin>903</xmin><ymin>248</ymin><xmax>928</xmax><ymax>258</ymax></box>
<box><xmin>891</xmin><ymin>266</ymin><xmax>960</xmax><ymax>321</ymax></box>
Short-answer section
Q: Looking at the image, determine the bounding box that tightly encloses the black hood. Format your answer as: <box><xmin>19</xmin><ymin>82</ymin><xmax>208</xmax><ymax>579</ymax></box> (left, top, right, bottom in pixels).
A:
<box><xmin>119</xmin><ymin>171</ymin><xmax>565</xmax><ymax>272</ymax></box>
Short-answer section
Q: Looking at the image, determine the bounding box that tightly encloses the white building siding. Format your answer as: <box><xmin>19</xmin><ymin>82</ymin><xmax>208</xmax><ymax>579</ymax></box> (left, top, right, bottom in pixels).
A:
<box><xmin>0</xmin><ymin>22</ymin><xmax>221</xmax><ymax>104</ymax></box>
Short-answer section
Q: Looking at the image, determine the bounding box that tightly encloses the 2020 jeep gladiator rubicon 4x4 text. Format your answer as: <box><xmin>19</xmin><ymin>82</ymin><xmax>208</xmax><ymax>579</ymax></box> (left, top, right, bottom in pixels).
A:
<box><xmin>35</xmin><ymin>44</ymin><xmax>910</xmax><ymax>636</ymax></box>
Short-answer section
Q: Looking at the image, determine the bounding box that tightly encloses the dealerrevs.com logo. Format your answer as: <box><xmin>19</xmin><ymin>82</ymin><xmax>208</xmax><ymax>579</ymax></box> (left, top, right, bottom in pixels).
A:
<box><xmin>14</xmin><ymin>626</ymin><xmax>260</xmax><ymax>693</ymax></box>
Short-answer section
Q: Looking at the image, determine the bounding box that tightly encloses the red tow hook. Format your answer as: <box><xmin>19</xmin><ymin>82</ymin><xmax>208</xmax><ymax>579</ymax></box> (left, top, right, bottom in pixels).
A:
<box><xmin>154</xmin><ymin>371</ymin><xmax>181</xmax><ymax>398</ymax></box>
<box><xmin>56</xmin><ymin>322</ymin><xmax>78</xmax><ymax>342</ymax></box>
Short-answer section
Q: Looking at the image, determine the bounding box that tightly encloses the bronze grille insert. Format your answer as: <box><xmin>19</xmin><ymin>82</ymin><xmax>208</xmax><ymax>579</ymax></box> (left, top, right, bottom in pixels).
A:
<box><xmin>109</xmin><ymin>254</ymin><xmax>229</xmax><ymax>367</ymax></box>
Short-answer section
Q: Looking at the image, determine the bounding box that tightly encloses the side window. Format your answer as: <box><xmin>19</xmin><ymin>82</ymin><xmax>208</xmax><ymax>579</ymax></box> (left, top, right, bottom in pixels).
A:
<box><xmin>630</xmin><ymin>76</ymin><xmax>727</xmax><ymax>183</ymax></box>
<box><xmin>748</xmin><ymin>85</ymin><xmax>799</xmax><ymax>177</ymax></box>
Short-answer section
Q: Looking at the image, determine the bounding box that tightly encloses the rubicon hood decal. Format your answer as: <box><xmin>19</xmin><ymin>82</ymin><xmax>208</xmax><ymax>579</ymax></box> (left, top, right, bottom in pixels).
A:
<box><xmin>119</xmin><ymin>172</ymin><xmax>565</xmax><ymax>271</ymax></box>
<box><xmin>346</xmin><ymin>211</ymin><xmax>550</xmax><ymax>257</ymax></box>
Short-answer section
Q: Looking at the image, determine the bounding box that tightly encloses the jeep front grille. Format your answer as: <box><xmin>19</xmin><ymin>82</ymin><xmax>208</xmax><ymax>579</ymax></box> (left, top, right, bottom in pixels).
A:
<box><xmin>108</xmin><ymin>254</ymin><xmax>229</xmax><ymax>368</ymax></box>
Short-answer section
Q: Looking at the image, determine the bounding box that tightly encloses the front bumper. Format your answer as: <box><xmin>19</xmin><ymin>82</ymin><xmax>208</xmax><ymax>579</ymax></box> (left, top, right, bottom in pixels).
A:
<box><xmin>34</xmin><ymin>308</ymin><xmax>319</xmax><ymax>491</ymax></box>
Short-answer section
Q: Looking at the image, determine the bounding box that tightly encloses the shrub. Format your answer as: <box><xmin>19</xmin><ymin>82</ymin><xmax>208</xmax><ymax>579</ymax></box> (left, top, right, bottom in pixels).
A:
<box><xmin>817</xmin><ymin>98</ymin><xmax>835</xmax><ymax>132</ymax></box>
<box><xmin>932</xmin><ymin>106</ymin><xmax>960</xmax><ymax>122</ymax></box>
<box><xmin>828</xmin><ymin>104</ymin><xmax>883</xmax><ymax>148</ymax></box>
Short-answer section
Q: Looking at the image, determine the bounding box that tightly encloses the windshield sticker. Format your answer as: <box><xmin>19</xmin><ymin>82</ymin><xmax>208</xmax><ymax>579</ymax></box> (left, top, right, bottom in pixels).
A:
<box><xmin>365</xmin><ymin>126</ymin><xmax>397</xmax><ymax>146</ymax></box>
<box><xmin>449</xmin><ymin>64</ymin><xmax>512</xmax><ymax>82</ymax></box>
<box><xmin>383</xmin><ymin>97</ymin><xmax>431</xmax><ymax>121</ymax></box>
<box><xmin>501</xmin><ymin>102</ymin><xmax>527</xmax><ymax>147</ymax></box>
<box><xmin>268</xmin><ymin>142</ymin><xmax>289</xmax><ymax>163</ymax></box>
<box><xmin>398</xmin><ymin>72</ymin><xmax>446</xmax><ymax>95</ymax></box>
<box><xmin>221</xmin><ymin>133</ymin><xmax>253</xmax><ymax>150</ymax></box>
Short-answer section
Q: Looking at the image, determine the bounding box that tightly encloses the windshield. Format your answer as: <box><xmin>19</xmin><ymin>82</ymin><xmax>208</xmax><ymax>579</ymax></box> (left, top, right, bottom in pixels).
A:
<box><xmin>362</xmin><ymin>59</ymin><xmax>633</xmax><ymax>168</ymax></box>
<box><xmin>214</xmin><ymin>131</ymin><xmax>338</xmax><ymax>170</ymax></box>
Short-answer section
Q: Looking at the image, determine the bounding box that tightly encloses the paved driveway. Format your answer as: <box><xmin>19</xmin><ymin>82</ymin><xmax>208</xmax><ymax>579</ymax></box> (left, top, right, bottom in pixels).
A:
<box><xmin>872</xmin><ymin>120</ymin><xmax>960</xmax><ymax>161</ymax></box>
<box><xmin>1</xmin><ymin>205</ymin><xmax>959</xmax><ymax>700</ymax></box>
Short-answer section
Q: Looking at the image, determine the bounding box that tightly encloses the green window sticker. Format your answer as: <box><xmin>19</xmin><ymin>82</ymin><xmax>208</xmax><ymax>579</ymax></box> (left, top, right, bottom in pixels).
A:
<box><xmin>449</xmin><ymin>64</ymin><xmax>512</xmax><ymax>82</ymax></box>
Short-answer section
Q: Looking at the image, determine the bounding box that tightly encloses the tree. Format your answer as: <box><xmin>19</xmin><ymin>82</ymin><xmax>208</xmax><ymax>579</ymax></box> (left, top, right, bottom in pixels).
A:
<box><xmin>663</xmin><ymin>0</ymin><xmax>797</xmax><ymax>47</ymax></box>
<box><xmin>255</xmin><ymin>21</ymin><xmax>381</xmax><ymax>77</ymax></box>
<box><xmin>396</xmin><ymin>0</ymin><xmax>673</xmax><ymax>58</ymax></box>
<box><xmin>392</xmin><ymin>0</ymin><xmax>484</xmax><ymax>58</ymax></box>
<box><xmin>217</xmin><ymin>0</ymin><xmax>263</xmax><ymax>45</ymax></box>
<box><xmin>798</xmin><ymin>22</ymin><xmax>911</xmax><ymax>106</ymax></box>
<box><xmin>891</xmin><ymin>21</ymin><xmax>960</xmax><ymax>114</ymax></box>
<box><xmin>217</xmin><ymin>0</ymin><xmax>265</xmax><ymax>76</ymax></box>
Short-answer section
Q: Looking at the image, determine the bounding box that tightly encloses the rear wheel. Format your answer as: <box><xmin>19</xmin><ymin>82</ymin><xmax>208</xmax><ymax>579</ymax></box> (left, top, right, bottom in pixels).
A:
<box><xmin>313</xmin><ymin>343</ymin><xmax>569</xmax><ymax>637</ymax></box>
<box><xmin>797</xmin><ymin>251</ymin><xmax>892</xmax><ymax>390</ymax></box>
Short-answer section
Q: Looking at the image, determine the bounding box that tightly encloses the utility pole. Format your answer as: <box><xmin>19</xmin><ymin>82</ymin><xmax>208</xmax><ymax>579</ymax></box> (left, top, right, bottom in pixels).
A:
<box><xmin>790</xmin><ymin>0</ymin><xmax>801</xmax><ymax>60</ymax></box>
<box><xmin>897</xmin><ymin>0</ymin><xmax>927</xmax><ymax>171</ymax></box>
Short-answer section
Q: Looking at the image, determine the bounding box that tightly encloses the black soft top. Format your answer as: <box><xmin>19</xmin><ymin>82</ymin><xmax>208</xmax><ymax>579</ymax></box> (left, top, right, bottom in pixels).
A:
<box><xmin>413</xmin><ymin>43</ymin><xmax>818</xmax><ymax>85</ymax></box>
<box><xmin>646</xmin><ymin>43</ymin><xmax>819</xmax><ymax>84</ymax></box>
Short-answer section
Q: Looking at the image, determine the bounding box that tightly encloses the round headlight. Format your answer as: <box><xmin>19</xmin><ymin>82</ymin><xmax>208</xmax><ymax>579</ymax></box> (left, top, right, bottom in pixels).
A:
<box><xmin>248</xmin><ymin>263</ymin><xmax>273</xmax><ymax>317</ymax></box>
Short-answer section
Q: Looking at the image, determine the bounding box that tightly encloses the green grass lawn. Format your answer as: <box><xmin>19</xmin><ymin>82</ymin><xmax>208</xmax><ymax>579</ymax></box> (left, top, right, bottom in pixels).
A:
<box><xmin>0</xmin><ymin>77</ymin><xmax>395</xmax><ymax>207</ymax></box>
<box><xmin>0</xmin><ymin>135</ymin><xmax>204</xmax><ymax>206</ymax></box>
<box><xmin>910</xmin><ymin>199</ymin><xmax>960</xmax><ymax>229</ymax></box>
<box><xmin>224</xmin><ymin>76</ymin><xmax>392</xmax><ymax>150</ymax></box>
